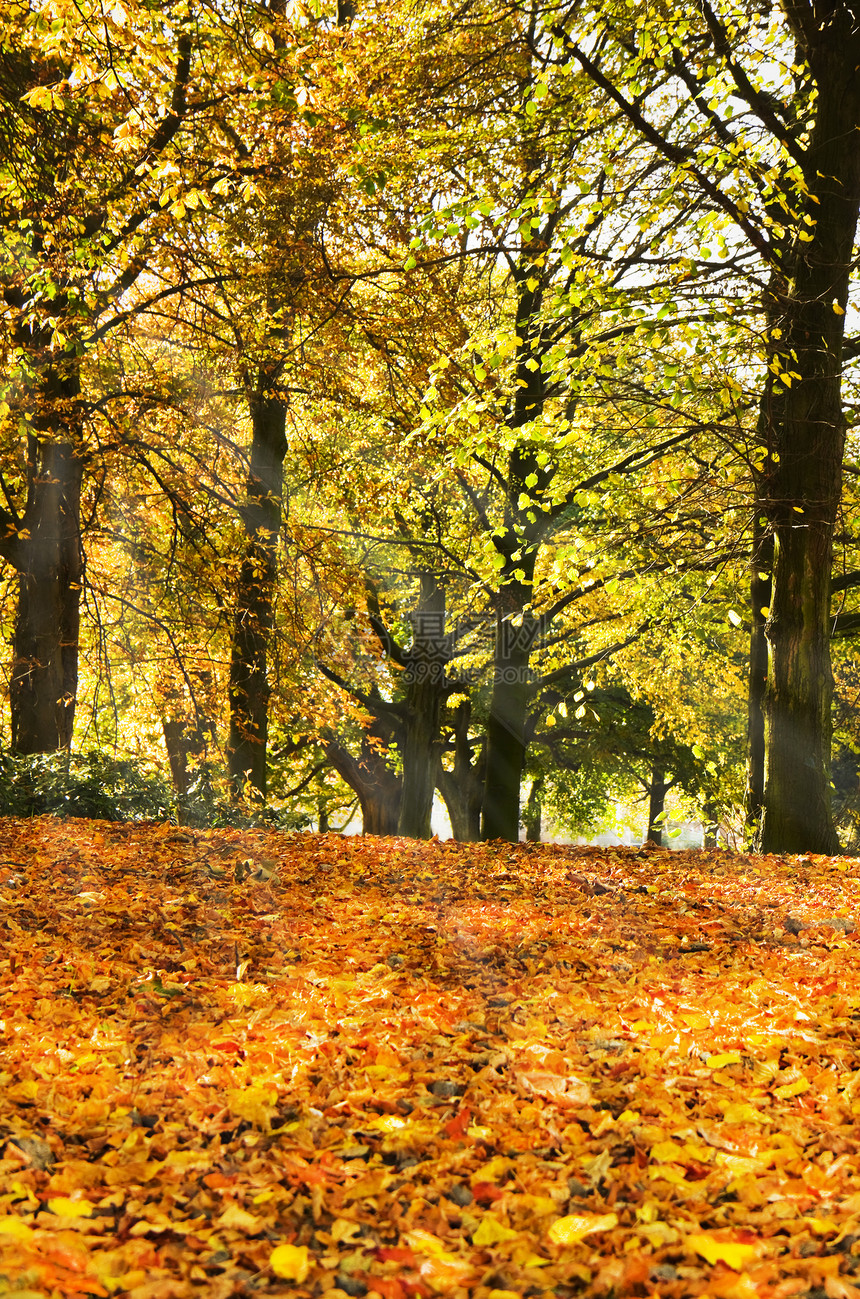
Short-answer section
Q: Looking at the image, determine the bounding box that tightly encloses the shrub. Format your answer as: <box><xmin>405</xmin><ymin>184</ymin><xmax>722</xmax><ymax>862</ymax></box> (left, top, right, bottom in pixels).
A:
<box><xmin>0</xmin><ymin>750</ymin><xmax>173</xmax><ymax>822</ymax></box>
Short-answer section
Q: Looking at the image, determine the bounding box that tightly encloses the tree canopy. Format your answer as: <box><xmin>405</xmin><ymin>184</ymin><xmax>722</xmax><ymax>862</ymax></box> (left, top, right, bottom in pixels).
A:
<box><xmin>3</xmin><ymin>0</ymin><xmax>860</xmax><ymax>853</ymax></box>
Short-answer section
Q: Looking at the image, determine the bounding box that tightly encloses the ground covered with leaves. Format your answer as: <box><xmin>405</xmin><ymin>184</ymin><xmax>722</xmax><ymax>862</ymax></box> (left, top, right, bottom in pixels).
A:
<box><xmin>2</xmin><ymin>821</ymin><xmax>860</xmax><ymax>1298</ymax></box>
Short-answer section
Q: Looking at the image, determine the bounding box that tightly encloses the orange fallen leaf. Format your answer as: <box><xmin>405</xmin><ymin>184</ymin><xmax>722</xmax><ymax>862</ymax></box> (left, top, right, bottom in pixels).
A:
<box><xmin>517</xmin><ymin>1070</ymin><xmax>592</xmax><ymax>1105</ymax></box>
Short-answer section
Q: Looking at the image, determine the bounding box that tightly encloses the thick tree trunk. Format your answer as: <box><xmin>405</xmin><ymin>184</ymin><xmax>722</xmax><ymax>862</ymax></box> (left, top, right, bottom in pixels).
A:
<box><xmin>757</xmin><ymin>24</ymin><xmax>860</xmax><ymax>853</ymax></box>
<box><xmin>745</xmin><ymin>513</ymin><xmax>773</xmax><ymax>840</ymax></box>
<box><xmin>480</xmin><ymin>262</ymin><xmax>550</xmax><ymax>841</ymax></box>
<box><xmin>162</xmin><ymin>718</ymin><xmax>208</xmax><ymax>797</ymax></box>
<box><xmin>10</xmin><ymin>436</ymin><xmax>82</xmax><ymax>753</ymax></box>
<box><xmin>647</xmin><ymin>764</ymin><xmax>667</xmax><ymax>845</ymax></box>
<box><xmin>397</xmin><ymin>576</ymin><xmax>448</xmax><ymax>838</ymax></box>
<box><xmin>227</xmin><ymin>390</ymin><xmax>287</xmax><ymax>802</ymax></box>
<box><xmin>324</xmin><ymin>727</ymin><xmax>402</xmax><ymax>836</ymax></box>
<box><xmin>482</xmin><ymin>596</ymin><xmax>537</xmax><ymax>841</ymax></box>
<box><xmin>437</xmin><ymin>700</ymin><xmax>484</xmax><ymax>841</ymax></box>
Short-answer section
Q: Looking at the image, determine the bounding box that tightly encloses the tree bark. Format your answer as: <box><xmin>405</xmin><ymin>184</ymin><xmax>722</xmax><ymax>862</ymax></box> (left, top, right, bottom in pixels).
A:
<box><xmin>9</xmin><ymin>433</ymin><xmax>83</xmax><ymax>754</ymax></box>
<box><xmin>757</xmin><ymin>12</ymin><xmax>860</xmax><ymax>853</ymax></box>
<box><xmin>481</xmin><ymin>313</ymin><xmax>546</xmax><ymax>843</ymax></box>
<box><xmin>745</xmin><ymin>515</ymin><xmax>773</xmax><ymax>839</ymax></box>
<box><xmin>647</xmin><ymin>764</ymin><xmax>667</xmax><ymax>845</ymax></box>
<box><xmin>702</xmin><ymin>799</ymin><xmax>719</xmax><ymax>849</ymax></box>
<box><xmin>397</xmin><ymin>575</ymin><xmax>449</xmax><ymax>838</ymax></box>
<box><xmin>482</xmin><ymin>591</ymin><xmax>537</xmax><ymax>841</ymax></box>
<box><xmin>523</xmin><ymin>776</ymin><xmax>543</xmax><ymax>842</ymax></box>
<box><xmin>227</xmin><ymin>389</ymin><xmax>287</xmax><ymax>802</ymax></box>
<box><xmin>324</xmin><ymin>726</ymin><xmax>401</xmax><ymax>835</ymax></box>
<box><xmin>437</xmin><ymin>700</ymin><xmax>484</xmax><ymax>841</ymax></box>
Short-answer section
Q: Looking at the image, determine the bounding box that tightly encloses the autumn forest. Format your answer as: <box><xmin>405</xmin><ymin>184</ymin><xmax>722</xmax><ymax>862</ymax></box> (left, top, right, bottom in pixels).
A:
<box><xmin>7</xmin><ymin>4</ymin><xmax>860</xmax><ymax>1297</ymax></box>
<box><xmin>7</xmin><ymin>0</ymin><xmax>860</xmax><ymax>853</ymax></box>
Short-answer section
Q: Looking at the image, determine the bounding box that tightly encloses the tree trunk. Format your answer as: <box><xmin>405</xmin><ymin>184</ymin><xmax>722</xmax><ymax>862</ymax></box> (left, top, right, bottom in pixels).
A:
<box><xmin>757</xmin><ymin>21</ymin><xmax>860</xmax><ymax>853</ymax></box>
<box><xmin>227</xmin><ymin>389</ymin><xmax>287</xmax><ymax>802</ymax></box>
<box><xmin>523</xmin><ymin>776</ymin><xmax>543</xmax><ymax>842</ymax></box>
<box><xmin>481</xmin><ymin>259</ymin><xmax>549</xmax><ymax>842</ymax></box>
<box><xmin>397</xmin><ymin>576</ymin><xmax>448</xmax><ymax>838</ymax></box>
<box><xmin>162</xmin><ymin>717</ymin><xmax>208</xmax><ymax>798</ymax></box>
<box><xmin>745</xmin><ymin>512</ymin><xmax>773</xmax><ymax>841</ymax></box>
<box><xmin>646</xmin><ymin>764</ymin><xmax>667</xmax><ymax>845</ymax></box>
<box><xmin>324</xmin><ymin>727</ymin><xmax>402</xmax><ymax>835</ymax></box>
<box><xmin>702</xmin><ymin>799</ymin><xmax>719</xmax><ymax>849</ymax></box>
<box><xmin>437</xmin><ymin>700</ymin><xmax>484</xmax><ymax>841</ymax></box>
<box><xmin>10</xmin><ymin>436</ymin><xmax>83</xmax><ymax>753</ymax></box>
<box><xmin>482</xmin><ymin>598</ymin><xmax>537</xmax><ymax>841</ymax></box>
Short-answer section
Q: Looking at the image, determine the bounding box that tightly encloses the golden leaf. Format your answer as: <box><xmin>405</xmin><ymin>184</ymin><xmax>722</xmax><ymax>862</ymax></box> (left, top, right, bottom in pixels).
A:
<box><xmin>548</xmin><ymin>1212</ymin><xmax>618</xmax><ymax>1246</ymax></box>
<box><xmin>686</xmin><ymin>1231</ymin><xmax>758</xmax><ymax>1269</ymax></box>
<box><xmin>472</xmin><ymin>1216</ymin><xmax>518</xmax><ymax>1246</ymax></box>
<box><xmin>270</xmin><ymin>1243</ymin><xmax>311</xmax><ymax>1281</ymax></box>
<box><xmin>48</xmin><ymin>1196</ymin><xmax>96</xmax><ymax>1218</ymax></box>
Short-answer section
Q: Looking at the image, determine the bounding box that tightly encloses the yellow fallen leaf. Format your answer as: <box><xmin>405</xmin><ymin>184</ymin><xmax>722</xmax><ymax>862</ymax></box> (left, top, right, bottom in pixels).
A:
<box><xmin>470</xmin><ymin>1156</ymin><xmax>512</xmax><ymax>1184</ymax></box>
<box><xmin>512</xmin><ymin>1241</ymin><xmax>550</xmax><ymax>1267</ymax></box>
<box><xmin>467</xmin><ymin>1124</ymin><xmax>494</xmax><ymax>1140</ymax></box>
<box><xmin>0</xmin><ymin>1215</ymin><xmax>34</xmax><ymax>1240</ymax></box>
<box><xmin>715</xmin><ymin>1152</ymin><xmax>767</xmax><ymax>1176</ymax></box>
<box><xmin>369</xmin><ymin>1114</ymin><xmax>408</xmax><ymax>1132</ymax></box>
<box><xmin>707</xmin><ymin>1053</ymin><xmax>742</xmax><ymax>1069</ymax></box>
<box><xmin>720</xmin><ymin>1101</ymin><xmax>766</xmax><ymax>1124</ymax></box>
<box><xmin>331</xmin><ymin>1217</ymin><xmax>362</xmax><ymax>1242</ymax></box>
<box><xmin>342</xmin><ymin>1172</ymin><xmax>391</xmax><ymax>1201</ymax></box>
<box><xmin>774</xmin><ymin>1077</ymin><xmax>809</xmax><ymax>1099</ymax></box>
<box><xmin>808</xmin><ymin>1217</ymin><xmax>839</xmax><ymax>1235</ymax></box>
<box><xmin>100</xmin><ymin>1268</ymin><xmax>148</xmax><ymax>1292</ymax></box>
<box><xmin>48</xmin><ymin>1196</ymin><xmax>96</xmax><ymax>1218</ymax></box>
<box><xmin>647</xmin><ymin>1164</ymin><xmax>690</xmax><ymax>1186</ymax></box>
<box><xmin>548</xmin><ymin>1212</ymin><xmax>618</xmax><ymax>1246</ymax></box>
<box><xmin>681</xmin><ymin>1011</ymin><xmax>710</xmax><ymax>1030</ymax></box>
<box><xmin>472</xmin><ymin>1216</ymin><xmax>518</xmax><ymax>1246</ymax></box>
<box><xmin>418</xmin><ymin>1256</ymin><xmax>474</xmax><ymax>1292</ymax></box>
<box><xmin>406</xmin><ymin>1229</ymin><xmax>457</xmax><ymax>1260</ymax></box>
<box><xmin>686</xmin><ymin>1231</ymin><xmax>758</xmax><ymax>1269</ymax></box>
<box><xmin>270</xmin><ymin>1243</ymin><xmax>310</xmax><ymax>1281</ymax></box>
<box><xmin>650</xmin><ymin>1140</ymin><xmax>683</xmax><ymax>1163</ymax></box>
<box><xmin>519</xmin><ymin>1194</ymin><xmax>558</xmax><ymax>1216</ymax></box>
<box><xmin>217</xmin><ymin>1203</ymin><xmax>262</xmax><ymax>1232</ymax></box>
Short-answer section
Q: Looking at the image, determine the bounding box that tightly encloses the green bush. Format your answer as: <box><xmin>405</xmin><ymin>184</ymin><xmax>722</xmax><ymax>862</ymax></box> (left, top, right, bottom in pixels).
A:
<box><xmin>0</xmin><ymin>750</ymin><xmax>313</xmax><ymax>828</ymax></box>
<box><xmin>0</xmin><ymin>750</ymin><xmax>173</xmax><ymax>822</ymax></box>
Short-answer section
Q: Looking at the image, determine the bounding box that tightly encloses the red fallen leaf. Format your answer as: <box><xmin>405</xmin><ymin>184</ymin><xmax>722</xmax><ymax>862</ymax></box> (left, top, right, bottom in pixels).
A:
<box><xmin>443</xmin><ymin>1106</ymin><xmax>471</xmax><ymax>1139</ymax></box>
<box><xmin>376</xmin><ymin>1246</ymin><xmax>418</xmax><ymax>1265</ymax></box>
<box><xmin>471</xmin><ymin>1181</ymin><xmax>507</xmax><ymax>1203</ymax></box>
<box><xmin>203</xmin><ymin>1172</ymin><xmax>236</xmax><ymax>1189</ymax></box>
<box><xmin>371</xmin><ymin>1279</ymin><xmax>407</xmax><ymax>1299</ymax></box>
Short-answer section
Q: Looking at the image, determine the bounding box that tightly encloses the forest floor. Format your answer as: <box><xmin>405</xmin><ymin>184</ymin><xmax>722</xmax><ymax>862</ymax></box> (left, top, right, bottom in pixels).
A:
<box><xmin>1</xmin><ymin>820</ymin><xmax>859</xmax><ymax>1299</ymax></box>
